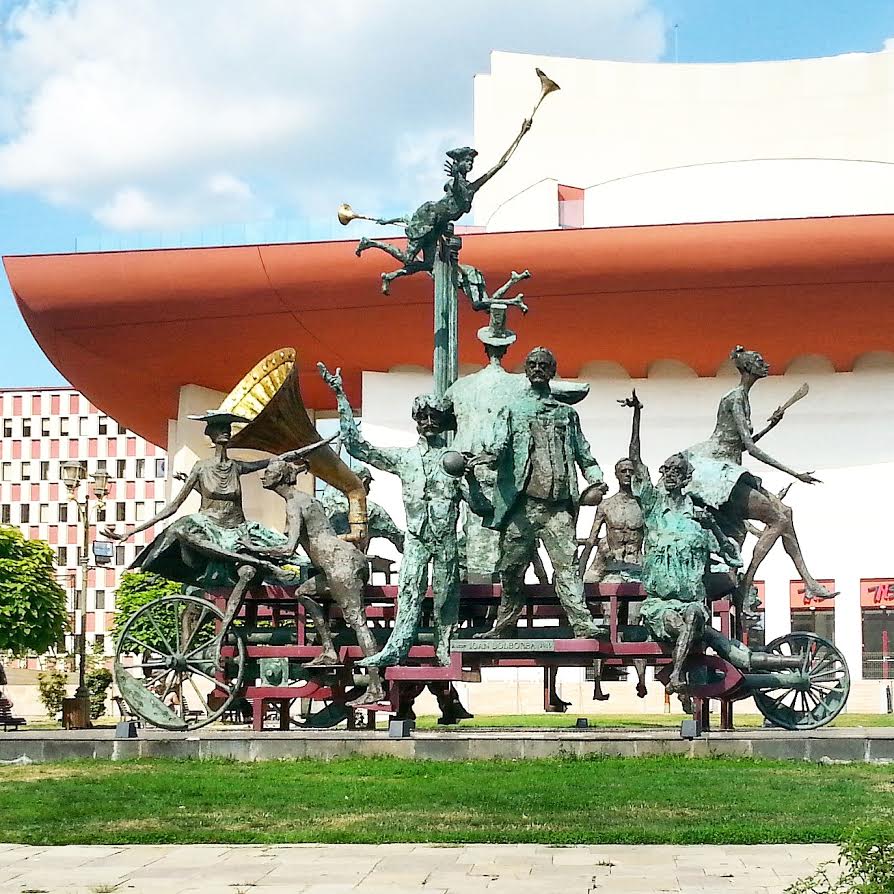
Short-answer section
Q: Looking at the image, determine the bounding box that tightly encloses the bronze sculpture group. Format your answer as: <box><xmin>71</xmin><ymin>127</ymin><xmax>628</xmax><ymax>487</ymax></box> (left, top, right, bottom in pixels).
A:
<box><xmin>108</xmin><ymin>67</ymin><xmax>850</xmax><ymax>728</ymax></box>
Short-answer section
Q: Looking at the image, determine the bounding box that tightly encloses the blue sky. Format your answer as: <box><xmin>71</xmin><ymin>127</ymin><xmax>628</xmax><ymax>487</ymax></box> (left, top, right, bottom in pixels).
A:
<box><xmin>1</xmin><ymin>0</ymin><xmax>892</xmax><ymax>388</ymax></box>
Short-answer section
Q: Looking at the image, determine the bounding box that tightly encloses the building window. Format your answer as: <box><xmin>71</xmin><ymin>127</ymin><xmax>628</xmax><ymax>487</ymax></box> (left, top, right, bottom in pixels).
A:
<box><xmin>117</xmin><ymin>422</ymin><xmax>126</xmax><ymax>435</ymax></box>
<box><xmin>1</xmin><ymin>505</ymin><xmax>9</xmax><ymax>524</ymax></box>
<box><xmin>22</xmin><ymin>419</ymin><xmax>31</xmax><ymax>437</ymax></box>
<box><xmin>135</xmin><ymin>458</ymin><xmax>145</xmax><ymax>478</ymax></box>
<box><xmin>2</xmin><ymin>419</ymin><xmax>10</xmax><ymax>437</ymax></box>
<box><xmin>20</xmin><ymin>504</ymin><xmax>29</xmax><ymax>523</ymax></box>
<box><xmin>40</xmin><ymin>460</ymin><xmax>50</xmax><ymax>480</ymax></box>
<box><xmin>95</xmin><ymin>590</ymin><xmax>106</xmax><ymax>610</ymax></box>
<box><xmin>38</xmin><ymin>504</ymin><xmax>49</xmax><ymax>523</ymax></box>
<box><xmin>56</xmin><ymin>546</ymin><xmax>67</xmax><ymax>566</ymax></box>
<box><xmin>78</xmin><ymin>417</ymin><xmax>88</xmax><ymax>436</ymax></box>
<box><xmin>116</xmin><ymin>502</ymin><xmax>126</xmax><ymax>522</ymax></box>
<box><xmin>96</xmin><ymin>459</ymin><xmax>106</xmax><ymax>471</ymax></box>
<box><xmin>96</xmin><ymin>505</ymin><xmax>106</xmax><ymax>522</ymax></box>
<box><xmin>60</xmin><ymin>417</ymin><xmax>69</xmax><ymax>436</ymax></box>
<box><xmin>135</xmin><ymin>501</ymin><xmax>146</xmax><ymax>521</ymax></box>
<box><xmin>155</xmin><ymin>458</ymin><xmax>166</xmax><ymax>478</ymax></box>
<box><xmin>94</xmin><ymin>633</ymin><xmax>105</xmax><ymax>652</ymax></box>
<box><xmin>58</xmin><ymin>503</ymin><xmax>68</xmax><ymax>523</ymax></box>
<box><xmin>115</xmin><ymin>545</ymin><xmax>126</xmax><ymax>565</ymax></box>
<box><xmin>791</xmin><ymin>609</ymin><xmax>835</xmax><ymax>642</ymax></box>
<box><xmin>1</xmin><ymin>462</ymin><xmax>10</xmax><ymax>481</ymax></box>
<box><xmin>155</xmin><ymin>501</ymin><xmax>165</xmax><ymax>515</ymax></box>
<box><xmin>98</xmin><ymin>416</ymin><xmax>108</xmax><ymax>435</ymax></box>
<box><xmin>41</xmin><ymin>418</ymin><xmax>50</xmax><ymax>436</ymax></box>
<box><xmin>21</xmin><ymin>461</ymin><xmax>30</xmax><ymax>481</ymax></box>
<box><xmin>116</xmin><ymin>459</ymin><xmax>126</xmax><ymax>479</ymax></box>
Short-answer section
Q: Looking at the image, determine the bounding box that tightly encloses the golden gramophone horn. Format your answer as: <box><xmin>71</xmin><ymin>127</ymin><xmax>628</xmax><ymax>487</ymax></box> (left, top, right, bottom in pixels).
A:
<box><xmin>337</xmin><ymin>203</ymin><xmax>377</xmax><ymax>226</ymax></box>
<box><xmin>218</xmin><ymin>348</ymin><xmax>368</xmax><ymax>541</ymax></box>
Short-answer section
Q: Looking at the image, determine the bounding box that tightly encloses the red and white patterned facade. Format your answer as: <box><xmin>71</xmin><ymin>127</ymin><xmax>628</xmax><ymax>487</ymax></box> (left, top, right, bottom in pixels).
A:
<box><xmin>0</xmin><ymin>387</ymin><xmax>166</xmax><ymax>655</ymax></box>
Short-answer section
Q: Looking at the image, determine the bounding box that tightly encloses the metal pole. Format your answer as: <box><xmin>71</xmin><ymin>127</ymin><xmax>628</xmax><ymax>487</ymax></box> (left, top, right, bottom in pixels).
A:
<box><xmin>433</xmin><ymin>235</ymin><xmax>459</xmax><ymax>397</ymax></box>
<box><xmin>74</xmin><ymin>499</ymin><xmax>90</xmax><ymax>700</ymax></box>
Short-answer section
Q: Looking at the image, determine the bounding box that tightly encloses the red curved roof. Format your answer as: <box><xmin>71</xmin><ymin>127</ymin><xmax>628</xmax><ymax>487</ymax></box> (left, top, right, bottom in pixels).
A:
<box><xmin>5</xmin><ymin>215</ymin><xmax>894</xmax><ymax>447</ymax></box>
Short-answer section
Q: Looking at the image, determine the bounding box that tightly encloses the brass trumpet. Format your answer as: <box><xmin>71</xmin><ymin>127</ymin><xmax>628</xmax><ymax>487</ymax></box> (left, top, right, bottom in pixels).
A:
<box><xmin>337</xmin><ymin>203</ymin><xmax>377</xmax><ymax>226</ymax></box>
<box><xmin>531</xmin><ymin>68</ymin><xmax>560</xmax><ymax>119</ymax></box>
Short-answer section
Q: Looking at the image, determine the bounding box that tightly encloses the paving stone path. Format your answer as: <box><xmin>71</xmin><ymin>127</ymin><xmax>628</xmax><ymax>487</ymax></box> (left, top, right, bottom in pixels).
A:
<box><xmin>0</xmin><ymin>843</ymin><xmax>839</xmax><ymax>893</ymax></box>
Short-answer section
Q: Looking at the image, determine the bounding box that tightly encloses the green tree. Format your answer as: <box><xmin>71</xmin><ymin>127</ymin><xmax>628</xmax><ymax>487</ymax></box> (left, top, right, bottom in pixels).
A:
<box><xmin>0</xmin><ymin>526</ymin><xmax>68</xmax><ymax>683</ymax></box>
<box><xmin>112</xmin><ymin>571</ymin><xmax>184</xmax><ymax>651</ymax></box>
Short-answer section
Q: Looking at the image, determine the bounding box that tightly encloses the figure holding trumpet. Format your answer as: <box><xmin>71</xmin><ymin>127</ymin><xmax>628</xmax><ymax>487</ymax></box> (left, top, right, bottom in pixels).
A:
<box><xmin>339</xmin><ymin>68</ymin><xmax>560</xmax><ymax>294</ymax></box>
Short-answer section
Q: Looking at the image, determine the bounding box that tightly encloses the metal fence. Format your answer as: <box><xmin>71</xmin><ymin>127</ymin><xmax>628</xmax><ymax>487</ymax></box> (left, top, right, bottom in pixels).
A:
<box><xmin>862</xmin><ymin>652</ymin><xmax>892</xmax><ymax>680</ymax></box>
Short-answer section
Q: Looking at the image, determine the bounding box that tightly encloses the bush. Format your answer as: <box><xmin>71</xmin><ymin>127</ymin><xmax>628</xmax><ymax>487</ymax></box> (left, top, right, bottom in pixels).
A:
<box><xmin>85</xmin><ymin>667</ymin><xmax>113</xmax><ymax>720</ymax></box>
<box><xmin>786</xmin><ymin>827</ymin><xmax>894</xmax><ymax>893</ymax></box>
<box><xmin>36</xmin><ymin>666</ymin><xmax>68</xmax><ymax>720</ymax></box>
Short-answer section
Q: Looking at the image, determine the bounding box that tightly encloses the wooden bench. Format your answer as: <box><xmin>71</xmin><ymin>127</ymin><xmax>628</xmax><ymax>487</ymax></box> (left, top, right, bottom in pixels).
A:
<box><xmin>0</xmin><ymin>697</ymin><xmax>26</xmax><ymax>731</ymax></box>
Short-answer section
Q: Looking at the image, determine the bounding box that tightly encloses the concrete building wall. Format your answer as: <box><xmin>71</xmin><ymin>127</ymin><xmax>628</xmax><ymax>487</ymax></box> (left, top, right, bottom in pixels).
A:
<box><xmin>472</xmin><ymin>50</ymin><xmax>894</xmax><ymax>231</ymax></box>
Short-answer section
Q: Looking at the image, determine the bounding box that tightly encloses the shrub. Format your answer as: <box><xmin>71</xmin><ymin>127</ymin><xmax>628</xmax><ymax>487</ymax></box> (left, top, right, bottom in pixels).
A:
<box><xmin>36</xmin><ymin>666</ymin><xmax>68</xmax><ymax>720</ymax></box>
<box><xmin>85</xmin><ymin>667</ymin><xmax>113</xmax><ymax>720</ymax></box>
<box><xmin>786</xmin><ymin>827</ymin><xmax>894</xmax><ymax>894</ymax></box>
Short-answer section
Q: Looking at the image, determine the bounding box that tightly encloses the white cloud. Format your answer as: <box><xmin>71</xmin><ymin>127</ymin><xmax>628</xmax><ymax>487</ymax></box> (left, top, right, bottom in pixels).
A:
<box><xmin>0</xmin><ymin>0</ymin><xmax>665</xmax><ymax>231</ymax></box>
<box><xmin>884</xmin><ymin>37</ymin><xmax>894</xmax><ymax>52</ymax></box>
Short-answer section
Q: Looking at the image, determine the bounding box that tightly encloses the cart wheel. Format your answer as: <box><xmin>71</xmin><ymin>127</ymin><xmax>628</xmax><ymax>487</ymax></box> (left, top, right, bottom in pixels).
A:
<box><xmin>753</xmin><ymin>632</ymin><xmax>850</xmax><ymax>730</ymax></box>
<box><xmin>114</xmin><ymin>594</ymin><xmax>245</xmax><ymax>731</ymax></box>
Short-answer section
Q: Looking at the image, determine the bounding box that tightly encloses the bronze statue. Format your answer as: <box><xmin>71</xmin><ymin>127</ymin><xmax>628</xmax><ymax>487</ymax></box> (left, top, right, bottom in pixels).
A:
<box><xmin>341</xmin><ymin>69</ymin><xmax>559</xmax><ymax>294</ymax></box>
<box><xmin>244</xmin><ymin>458</ymin><xmax>385</xmax><ymax>707</ymax></box>
<box><xmin>103</xmin><ymin>411</ymin><xmax>327</xmax><ymax>658</ymax></box>
<box><xmin>578</xmin><ymin>458</ymin><xmax>644</xmax><ymax>585</ymax></box>
<box><xmin>624</xmin><ymin>393</ymin><xmax>742</xmax><ymax>692</ymax></box>
<box><xmin>320</xmin><ymin>363</ymin><xmax>488</xmax><ymax>666</ymax></box>
<box><xmin>684</xmin><ymin>346</ymin><xmax>836</xmax><ymax>605</ymax></box>
<box><xmin>319</xmin><ymin>467</ymin><xmax>405</xmax><ymax>554</ymax></box>
<box><xmin>474</xmin><ymin>347</ymin><xmax>605</xmax><ymax>639</ymax></box>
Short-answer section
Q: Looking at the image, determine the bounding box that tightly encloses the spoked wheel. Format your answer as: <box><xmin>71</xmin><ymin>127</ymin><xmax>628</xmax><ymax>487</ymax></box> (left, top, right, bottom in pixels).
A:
<box><xmin>114</xmin><ymin>594</ymin><xmax>246</xmax><ymax>731</ymax></box>
<box><xmin>753</xmin><ymin>632</ymin><xmax>850</xmax><ymax>730</ymax></box>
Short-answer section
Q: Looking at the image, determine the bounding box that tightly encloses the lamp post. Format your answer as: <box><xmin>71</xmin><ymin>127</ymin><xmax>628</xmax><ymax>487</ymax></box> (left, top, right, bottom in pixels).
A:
<box><xmin>60</xmin><ymin>460</ymin><xmax>111</xmax><ymax>717</ymax></box>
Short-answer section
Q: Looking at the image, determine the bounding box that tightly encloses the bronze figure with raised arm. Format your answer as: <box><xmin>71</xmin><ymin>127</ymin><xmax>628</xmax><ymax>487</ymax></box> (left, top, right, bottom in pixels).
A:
<box><xmin>683</xmin><ymin>346</ymin><xmax>836</xmax><ymax>606</ymax></box>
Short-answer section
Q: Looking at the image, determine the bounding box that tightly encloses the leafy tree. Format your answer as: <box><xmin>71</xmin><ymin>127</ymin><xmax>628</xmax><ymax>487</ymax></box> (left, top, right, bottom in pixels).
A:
<box><xmin>0</xmin><ymin>526</ymin><xmax>68</xmax><ymax>682</ymax></box>
<box><xmin>112</xmin><ymin>571</ymin><xmax>184</xmax><ymax>652</ymax></box>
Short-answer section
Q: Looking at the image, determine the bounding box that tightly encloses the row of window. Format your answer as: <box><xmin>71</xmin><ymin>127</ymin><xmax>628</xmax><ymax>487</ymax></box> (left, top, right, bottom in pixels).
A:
<box><xmin>2</xmin><ymin>499</ymin><xmax>165</xmax><ymax>524</ymax></box>
<box><xmin>0</xmin><ymin>457</ymin><xmax>166</xmax><ymax>482</ymax></box>
<box><xmin>1</xmin><ymin>416</ymin><xmax>126</xmax><ymax>438</ymax></box>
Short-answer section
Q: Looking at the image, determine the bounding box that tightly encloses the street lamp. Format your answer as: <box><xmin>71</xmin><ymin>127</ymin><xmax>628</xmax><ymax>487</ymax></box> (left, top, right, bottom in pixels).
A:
<box><xmin>60</xmin><ymin>460</ymin><xmax>112</xmax><ymax>727</ymax></box>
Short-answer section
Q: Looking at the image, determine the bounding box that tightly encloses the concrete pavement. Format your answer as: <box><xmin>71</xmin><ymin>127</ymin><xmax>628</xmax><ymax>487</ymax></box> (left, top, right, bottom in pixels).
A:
<box><xmin>0</xmin><ymin>843</ymin><xmax>839</xmax><ymax>893</ymax></box>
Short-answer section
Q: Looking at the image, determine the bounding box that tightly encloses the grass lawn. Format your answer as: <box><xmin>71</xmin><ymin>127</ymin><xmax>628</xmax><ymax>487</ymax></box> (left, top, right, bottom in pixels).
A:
<box><xmin>0</xmin><ymin>756</ymin><xmax>891</xmax><ymax>846</ymax></box>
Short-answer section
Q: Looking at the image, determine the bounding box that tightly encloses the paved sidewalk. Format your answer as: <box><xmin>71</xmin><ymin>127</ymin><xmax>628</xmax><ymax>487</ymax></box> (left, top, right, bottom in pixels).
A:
<box><xmin>0</xmin><ymin>843</ymin><xmax>839</xmax><ymax>893</ymax></box>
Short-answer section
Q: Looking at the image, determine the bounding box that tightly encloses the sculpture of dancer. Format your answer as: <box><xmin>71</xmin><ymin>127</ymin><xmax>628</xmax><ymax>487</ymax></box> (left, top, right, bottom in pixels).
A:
<box><xmin>474</xmin><ymin>347</ymin><xmax>606</xmax><ymax>640</ymax></box>
<box><xmin>320</xmin><ymin>363</ymin><xmax>488</xmax><ymax>666</ymax></box>
<box><xmin>244</xmin><ymin>458</ymin><xmax>385</xmax><ymax>707</ymax></box>
<box><xmin>103</xmin><ymin>410</ymin><xmax>327</xmax><ymax>657</ymax></box>
<box><xmin>319</xmin><ymin>467</ymin><xmax>405</xmax><ymax>554</ymax></box>
<box><xmin>625</xmin><ymin>391</ymin><xmax>805</xmax><ymax>692</ymax></box>
<box><xmin>578</xmin><ymin>458</ymin><xmax>644</xmax><ymax>585</ymax></box>
<box><xmin>343</xmin><ymin>69</ymin><xmax>559</xmax><ymax>294</ymax></box>
<box><xmin>684</xmin><ymin>346</ymin><xmax>836</xmax><ymax>604</ymax></box>
<box><xmin>457</xmin><ymin>265</ymin><xmax>532</xmax><ymax>315</ymax></box>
